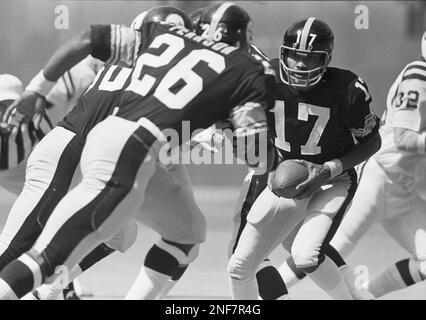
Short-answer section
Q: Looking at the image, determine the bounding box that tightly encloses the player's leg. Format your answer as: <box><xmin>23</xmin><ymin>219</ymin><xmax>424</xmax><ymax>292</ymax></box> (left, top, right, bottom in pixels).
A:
<box><xmin>126</xmin><ymin>163</ymin><xmax>206</xmax><ymax>300</ymax></box>
<box><xmin>0</xmin><ymin>116</ymin><xmax>161</xmax><ymax>299</ymax></box>
<box><xmin>278</xmin><ymin>221</ymin><xmax>308</xmax><ymax>287</ymax></box>
<box><xmin>25</xmin><ymin>220</ymin><xmax>138</xmax><ymax>300</ymax></box>
<box><xmin>278</xmin><ymin>159</ymin><xmax>384</xmax><ymax>295</ymax></box>
<box><xmin>0</xmin><ymin>126</ymin><xmax>83</xmax><ymax>270</ymax></box>
<box><xmin>228</xmin><ymin>187</ymin><xmax>302</xmax><ymax>299</ymax></box>
<box><xmin>289</xmin><ymin>172</ymin><xmax>358</xmax><ymax>300</ymax></box>
<box><xmin>368</xmin><ymin>205</ymin><xmax>426</xmax><ymax>297</ymax></box>
<box><xmin>228</xmin><ymin>170</ymin><xmax>289</xmax><ymax>300</ymax></box>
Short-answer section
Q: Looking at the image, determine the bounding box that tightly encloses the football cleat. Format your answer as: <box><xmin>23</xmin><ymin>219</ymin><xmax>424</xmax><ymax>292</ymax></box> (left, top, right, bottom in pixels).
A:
<box><xmin>280</xmin><ymin>17</ymin><xmax>334</xmax><ymax>89</ymax></box>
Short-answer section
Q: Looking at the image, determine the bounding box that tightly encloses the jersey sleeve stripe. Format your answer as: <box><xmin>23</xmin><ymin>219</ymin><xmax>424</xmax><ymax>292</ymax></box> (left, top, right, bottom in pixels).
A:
<box><xmin>404</xmin><ymin>67</ymin><xmax>426</xmax><ymax>78</ymax></box>
<box><xmin>106</xmin><ymin>25</ymin><xmax>139</xmax><ymax>68</ymax></box>
<box><xmin>401</xmin><ymin>73</ymin><xmax>426</xmax><ymax>83</ymax></box>
<box><xmin>404</xmin><ymin>63</ymin><xmax>426</xmax><ymax>74</ymax></box>
<box><xmin>106</xmin><ymin>24</ymin><xmax>119</xmax><ymax>66</ymax></box>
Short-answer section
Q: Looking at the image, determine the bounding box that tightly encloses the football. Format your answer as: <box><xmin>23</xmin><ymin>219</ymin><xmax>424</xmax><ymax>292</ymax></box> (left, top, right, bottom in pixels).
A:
<box><xmin>268</xmin><ymin>159</ymin><xmax>309</xmax><ymax>198</ymax></box>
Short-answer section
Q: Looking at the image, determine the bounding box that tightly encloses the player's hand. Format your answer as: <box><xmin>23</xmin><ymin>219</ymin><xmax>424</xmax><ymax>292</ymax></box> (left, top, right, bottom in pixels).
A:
<box><xmin>2</xmin><ymin>91</ymin><xmax>47</xmax><ymax>129</ymax></box>
<box><xmin>294</xmin><ymin>160</ymin><xmax>331</xmax><ymax>200</ymax></box>
<box><xmin>190</xmin><ymin>127</ymin><xmax>224</xmax><ymax>153</ymax></box>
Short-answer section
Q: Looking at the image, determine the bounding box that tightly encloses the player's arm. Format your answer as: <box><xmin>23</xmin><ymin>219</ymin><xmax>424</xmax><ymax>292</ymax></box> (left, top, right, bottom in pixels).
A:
<box><xmin>228</xmin><ymin>66</ymin><xmax>278</xmax><ymax>175</ymax></box>
<box><xmin>392</xmin><ymin>76</ymin><xmax>426</xmax><ymax>153</ymax></box>
<box><xmin>2</xmin><ymin>25</ymin><xmax>140</xmax><ymax>125</ymax></box>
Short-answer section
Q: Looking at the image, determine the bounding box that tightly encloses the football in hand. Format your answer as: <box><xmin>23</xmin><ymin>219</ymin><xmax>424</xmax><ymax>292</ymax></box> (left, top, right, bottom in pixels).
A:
<box><xmin>268</xmin><ymin>159</ymin><xmax>309</xmax><ymax>198</ymax></box>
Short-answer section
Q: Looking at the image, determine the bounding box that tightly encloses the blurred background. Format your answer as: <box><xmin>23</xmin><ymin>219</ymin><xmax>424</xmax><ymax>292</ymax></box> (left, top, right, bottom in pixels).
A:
<box><xmin>0</xmin><ymin>0</ymin><xmax>425</xmax><ymax>186</ymax></box>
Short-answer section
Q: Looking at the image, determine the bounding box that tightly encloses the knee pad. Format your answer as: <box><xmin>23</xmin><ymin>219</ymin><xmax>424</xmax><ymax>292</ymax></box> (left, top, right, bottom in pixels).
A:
<box><xmin>105</xmin><ymin>220</ymin><xmax>138</xmax><ymax>253</ymax></box>
<box><xmin>187</xmin><ymin>244</ymin><xmax>200</xmax><ymax>264</ymax></box>
<box><xmin>144</xmin><ymin>239</ymin><xmax>194</xmax><ymax>277</ymax></box>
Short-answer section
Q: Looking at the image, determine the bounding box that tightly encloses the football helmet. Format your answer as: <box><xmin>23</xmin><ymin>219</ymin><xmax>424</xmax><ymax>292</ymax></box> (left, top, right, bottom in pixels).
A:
<box><xmin>189</xmin><ymin>7</ymin><xmax>208</xmax><ymax>31</ymax></box>
<box><xmin>194</xmin><ymin>2</ymin><xmax>253</xmax><ymax>50</ymax></box>
<box><xmin>280</xmin><ymin>17</ymin><xmax>334</xmax><ymax>89</ymax></box>
<box><xmin>130</xmin><ymin>6</ymin><xmax>191</xmax><ymax>31</ymax></box>
<box><xmin>422</xmin><ymin>30</ymin><xmax>426</xmax><ymax>61</ymax></box>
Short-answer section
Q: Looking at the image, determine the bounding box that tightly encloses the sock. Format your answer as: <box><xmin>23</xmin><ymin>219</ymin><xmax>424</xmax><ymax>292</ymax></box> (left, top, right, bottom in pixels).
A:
<box><xmin>256</xmin><ymin>259</ymin><xmax>289</xmax><ymax>300</ymax></box>
<box><xmin>339</xmin><ymin>264</ymin><xmax>374</xmax><ymax>300</ymax></box>
<box><xmin>125</xmin><ymin>266</ymin><xmax>171</xmax><ymax>300</ymax></box>
<box><xmin>0</xmin><ymin>278</ymin><xmax>18</xmax><ymax>300</ymax></box>
<box><xmin>156</xmin><ymin>265</ymin><xmax>189</xmax><ymax>300</ymax></box>
<box><xmin>278</xmin><ymin>257</ymin><xmax>307</xmax><ymax>288</ymax></box>
<box><xmin>306</xmin><ymin>256</ymin><xmax>352</xmax><ymax>300</ymax></box>
<box><xmin>368</xmin><ymin>258</ymin><xmax>426</xmax><ymax>298</ymax></box>
<box><xmin>229</xmin><ymin>276</ymin><xmax>259</xmax><ymax>300</ymax></box>
<box><xmin>125</xmin><ymin>241</ymin><xmax>188</xmax><ymax>300</ymax></box>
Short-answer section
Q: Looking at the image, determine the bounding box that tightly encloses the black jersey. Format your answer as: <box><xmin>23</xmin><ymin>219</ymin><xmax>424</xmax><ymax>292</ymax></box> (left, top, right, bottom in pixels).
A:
<box><xmin>269</xmin><ymin>58</ymin><xmax>380</xmax><ymax>164</ymax></box>
<box><xmin>59</xmin><ymin>23</ymin><xmax>275</xmax><ymax>143</ymax></box>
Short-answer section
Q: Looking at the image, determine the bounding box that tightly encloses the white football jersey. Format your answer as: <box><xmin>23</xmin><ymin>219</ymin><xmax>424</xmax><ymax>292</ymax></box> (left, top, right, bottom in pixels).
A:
<box><xmin>374</xmin><ymin>60</ymin><xmax>426</xmax><ymax>188</ymax></box>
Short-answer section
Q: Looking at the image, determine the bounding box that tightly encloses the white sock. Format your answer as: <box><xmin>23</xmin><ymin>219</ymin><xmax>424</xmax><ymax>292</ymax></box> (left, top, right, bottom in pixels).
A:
<box><xmin>124</xmin><ymin>267</ymin><xmax>171</xmax><ymax>300</ymax></box>
<box><xmin>156</xmin><ymin>279</ymin><xmax>177</xmax><ymax>300</ymax></box>
<box><xmin>278</xmin><ymin>260</ymin><xmax>303</xmax><ymax>288</ymax></box>
<box><xmin>308</xmin><ymin>257</ymin><xmax>352</xmax><ymax>300</ymax></box>
<box><xmin>0</xmin><ymin>279</ymin><xmax>18</xmax><ymax>300</ymax></box>
<box><xmin>339</xmin><ymin>265</ymin><xmax>374</xmax><ymax>300</ymax></box>
<box><xmin>229</xmin><ymin>276</ymin><xmax>259</xmax><ymax>300</ymax></box>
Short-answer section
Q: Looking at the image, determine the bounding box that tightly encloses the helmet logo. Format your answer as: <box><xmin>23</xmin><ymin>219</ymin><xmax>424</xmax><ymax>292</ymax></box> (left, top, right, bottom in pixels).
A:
<box><xmin>164</xmin><ymin>14</ymin><xmax>185</xmax><ymax>26</ymax></box>
<box><xmin>201</xmin><ymin>23</ymin><xmax>223</xmax><ymax>41</ymax></box>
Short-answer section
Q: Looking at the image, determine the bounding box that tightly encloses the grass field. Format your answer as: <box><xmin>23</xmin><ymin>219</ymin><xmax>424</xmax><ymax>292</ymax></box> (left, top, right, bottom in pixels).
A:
<box><xmin>1</xmin><ymin>185</ymin><xmax>425</xmax><ymax>300</ymax></box>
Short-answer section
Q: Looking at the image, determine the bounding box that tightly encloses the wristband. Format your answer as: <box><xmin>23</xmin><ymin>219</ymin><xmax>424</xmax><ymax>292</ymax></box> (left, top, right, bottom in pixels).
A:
<box><xmin>416</xmin><ymin>132</ymin><xmax>426</xmax><ymax>154</ymax></box>
<box><xmin>25</xmin><ymin>70</ymin><xmax>56</xmax><ymax>97</ymax></box>
<box><xmin>324</xmin><ymin>159</ymin><xmax>343</xmax><ymax>178</ymax></box>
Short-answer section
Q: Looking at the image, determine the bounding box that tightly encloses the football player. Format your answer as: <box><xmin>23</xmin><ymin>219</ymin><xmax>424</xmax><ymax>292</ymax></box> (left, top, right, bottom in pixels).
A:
<box><xmin>0</xmin><ymin>7</ymin><xmax>209</xmax><ymax>300</ymax></box>
<box><xmin>0</xmin><ymin>2</ymin><xmax>276</xmax><ymax>300</ymax></box>
<box><xmin>227</xmin><ymin>17</ymin><xmax>381</xmax><ymax>300</ymax></box>
<box><xmin>273</xmin><ymin>30</ymin><xmax>426</xmax><ymax>299</ymax></box>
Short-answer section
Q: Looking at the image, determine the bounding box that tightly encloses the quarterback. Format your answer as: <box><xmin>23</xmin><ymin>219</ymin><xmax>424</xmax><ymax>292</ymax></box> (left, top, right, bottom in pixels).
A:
<box><xmin>228</xmin><ymin>17</ymin><xmax>381</xmax><ymax>300</ymax></box>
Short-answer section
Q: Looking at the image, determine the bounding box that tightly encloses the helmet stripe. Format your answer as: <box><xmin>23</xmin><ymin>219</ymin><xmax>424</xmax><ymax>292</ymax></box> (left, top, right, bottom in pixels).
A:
<box><xmin>208</xmin><ymin>2</ymin><xmax>235</xmax><ymax>40</ymax></box>
<box><xmin>299</xmin><ymin>17</ymin><xmax>316</xmax><ymax>50</ymax></box>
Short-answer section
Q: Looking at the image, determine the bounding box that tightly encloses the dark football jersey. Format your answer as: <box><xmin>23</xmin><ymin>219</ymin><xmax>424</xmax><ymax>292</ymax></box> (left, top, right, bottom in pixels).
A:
<box><xmin>269</xmin><ymin>58</ymin><xmax>380</xmax><ymax>164</ymax></box>
<box><xmin>59</xmin><ymin>23</ymin><xmax>275</xmax><ymax>142</ymax></box>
